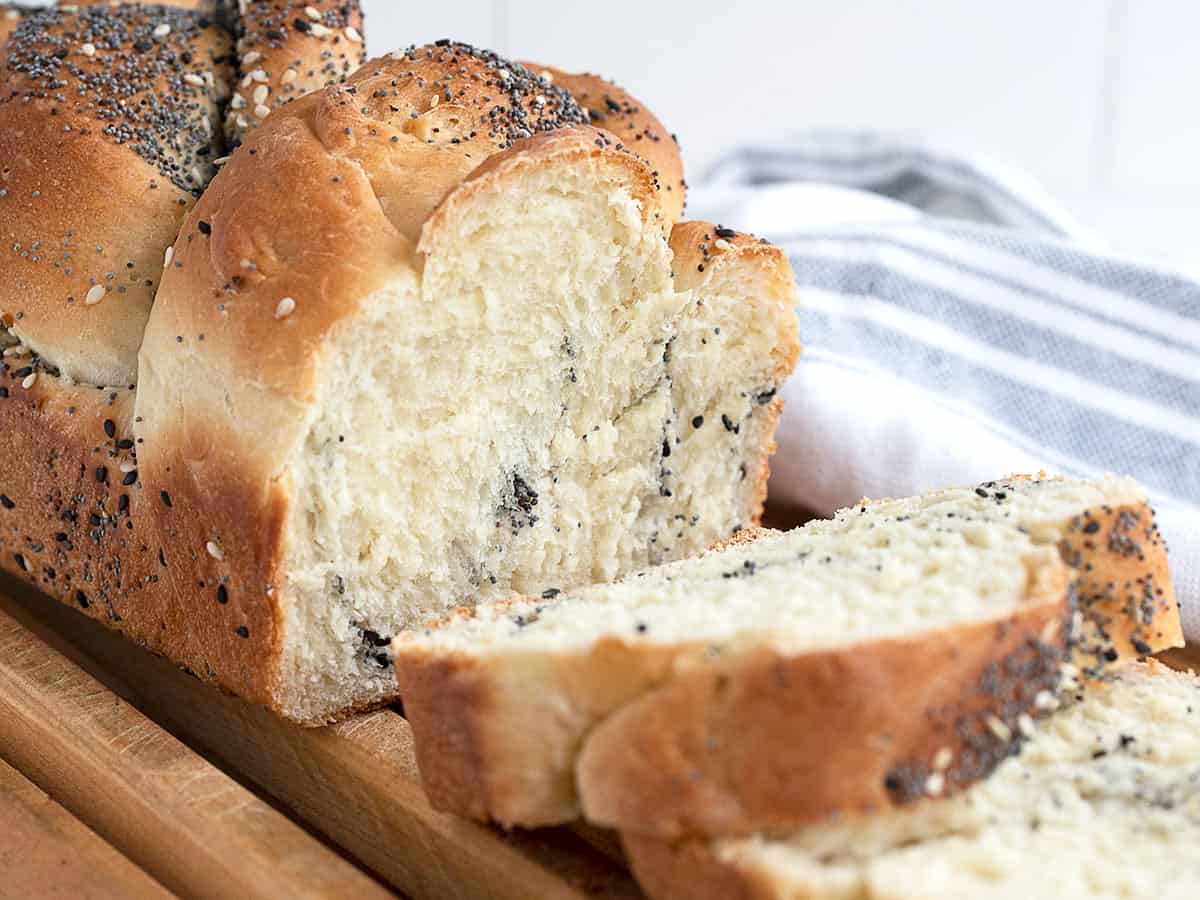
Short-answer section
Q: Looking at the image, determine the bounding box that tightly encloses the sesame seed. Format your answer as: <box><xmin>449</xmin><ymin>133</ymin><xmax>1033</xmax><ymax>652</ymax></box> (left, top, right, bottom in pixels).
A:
<box><xmin>85</xmin><ymin>285</ymin><xmax>106</xmax><ymax>305</ymax></box>
<box><xmin>163</xmin><ymin>246</ymin><xmax>174</xmax><ymax>268</ymax></box>
<box><xmin>184</xmin><ymin>73</ymin><xmax>206</xmax><ymax>88</ymax></box>
<box><xmin>281</xmin><ymin>68</ymin><xmax>298</xmax><ymax>85</ymax></box>
<box><xmin>305</xmin><ymin>6</ymin><xmax>322</xmax><ymax>20</ymax></box>
<box><xmin>81</xmin><ymin>42</ymin><xmax>96</xmax><ymax>57</ymax></box>
<box><xmin>250</xmin><ymin>68</ymin><xmax>269</xmax><ymax>83</ymax></box>
<box><xmin>275</xmin><ymin>297</ymin><xmax>296</xmax><ymax>319</ymax></box>
<box><xmin>254</xmin><ymin>104</ymin><xmax>271</xmax><ymax>120</ymax></box>
<box><xmin>986</xmin><ymin>716</ymin><xmax>1012</xmax><ymax>743</ymax></box>
<box><xmin>1017</xmin><ymin>713</ymin><xmax>1036</xmax><ymax>738</ymax></box>
<box><xmin>932</xmin><ymin>746</ymin><xmax>953</xmax><ymax>770</ymax></box>
<box><xmin>924</xmin><ymin>773</ymin><xmax>945</xmax><ymax>796</ymax></box>
<box><xmin>345</xmin><ymin>25</ymin><xmax>363</xmax><ymax>43</ymax></box>
<box><xmin>242</xmin><ymin>51</ymin><xmax>262</xmax><ymax>66</ymax></box>
<box><xmin>1040</xmin><ymin>618</ymin><xmax>1060</xmax><ymax>644</ymax></box>
<box><xmin>1035</xmin><ymin>689</ymin><xmax>1058</xmax><ymax>710</ymax></box>
<box><xmin>253</xmin><ymin>85</ymin><xmax>270</xmax><ymax>106</ymax></box>
<box><xmin>152</xmin><ymin>23</ymin><xmax>171</xmax><ymax>38</ymax></box>
<box><xmin>21</xmin><ymin>372</ymin><xmax>37</xmax><ymax>390</ymax></box>
<box><xmin>119</xmin><ymin>460</ymin><xmax>136</xmax><ymax>474</ymax></box>
<box><xmin>206</xmin><ymin>541</ymin><xmax>225</xmax><ymax>560</ymax></box>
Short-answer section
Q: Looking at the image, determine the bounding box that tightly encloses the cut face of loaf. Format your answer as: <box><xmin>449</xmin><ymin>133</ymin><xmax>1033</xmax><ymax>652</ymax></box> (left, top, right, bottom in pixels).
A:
<box><xmin>393</xmin><ymin>474</ymin><xmax>1179</xmax><ymax>838</ymax></box>
<box><xmin>134</xmin><ymin>96</ymin><xmax>798</xmax><ymax>720</ymax></box>
<box><xmin>394</xmin><ymin>477</ymin><xmax>1083</xmax><ymax>835</ymax></box>
<box><xmin>624</xmin><ymin>660</ymin><xmax>1200</xmax><ymax>900</ymax></box>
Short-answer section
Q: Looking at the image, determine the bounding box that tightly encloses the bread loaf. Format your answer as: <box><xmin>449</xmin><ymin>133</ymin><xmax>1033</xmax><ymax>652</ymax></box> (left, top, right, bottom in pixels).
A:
<box><xmin>623</xmin><ymin>659</ymin><xmax>1200</xmax><ymax>900</ymax></box>
<box><xmin>1</xmin><ymin>25</ymin><xmax>800</xmax><ymax>723</ymax></box>
<box><xmin>392</xmin><ymin>474</ymin><xmax>1178</xmax><ymax>836</ymax></box>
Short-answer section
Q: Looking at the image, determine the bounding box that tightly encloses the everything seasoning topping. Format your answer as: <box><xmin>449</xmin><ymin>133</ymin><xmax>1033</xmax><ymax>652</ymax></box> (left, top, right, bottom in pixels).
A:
<box><xmin>6</xmin><ymin>5</ymin><xmax>233</xmax><ymax>194</ymax></box>
<box><xmin>224</xmin><ymin>1</ymin><xmax>364</xmax><ymax>143</ymax></box>
<box><xmin>359</xmin><ymin>42</ymin><xmax>588</xmax><ymax>151</ymax></box>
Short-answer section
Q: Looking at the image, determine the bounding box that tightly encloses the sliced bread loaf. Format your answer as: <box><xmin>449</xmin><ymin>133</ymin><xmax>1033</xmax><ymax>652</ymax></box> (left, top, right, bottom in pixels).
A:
<box><xmin>393</xmin><ymin>475</ymin><xmax>1178</xmax><ymax>837</ymax></box>
<box><xmin>394</xmin><ymin>479</ymin><xmax>1080</xmax><ymax>834</ymax></box>
<box><xmin>624</xmin><ymin>659</ymin><xmax>1200</xmax><ymax>900</ymax></box>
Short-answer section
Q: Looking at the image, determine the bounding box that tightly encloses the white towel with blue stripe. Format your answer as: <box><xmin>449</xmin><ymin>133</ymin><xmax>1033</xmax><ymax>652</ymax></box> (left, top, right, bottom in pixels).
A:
<box><xmin>689</xmin><ymin>132</ymin><xmax>1200</xmax><ymax>642</ymax></box>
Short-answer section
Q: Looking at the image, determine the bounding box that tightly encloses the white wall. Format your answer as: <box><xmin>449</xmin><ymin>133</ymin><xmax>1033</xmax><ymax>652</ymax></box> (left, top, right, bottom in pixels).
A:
<box><xmin>365</xmin><ymin>0</ymin><xmax>1200</xmax><ymax>271</ymax></box>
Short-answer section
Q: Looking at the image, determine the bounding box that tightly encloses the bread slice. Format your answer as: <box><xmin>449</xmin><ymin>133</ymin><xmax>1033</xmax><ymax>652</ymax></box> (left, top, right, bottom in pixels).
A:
<box><xmin>393</xmin><ymin>474</ymin><xmax>1179</xmax><ymax>837</ymax></box>
<box><xmin>624</xmin><ymin>659</ymin><xmax>1200</xmax><ymax>900</ymax></box>
<box><xmin>393</xmin><ymin>477</ymin><xmax>1087</xmax><ymax>834</ymax></box>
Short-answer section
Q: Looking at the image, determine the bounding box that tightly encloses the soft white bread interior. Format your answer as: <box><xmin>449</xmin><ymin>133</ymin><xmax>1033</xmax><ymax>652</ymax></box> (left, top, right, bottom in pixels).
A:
<box><xmin>624</xmin><ymin>659</ymin><xmax>1200</xmax><ymax>900</ymax></box>
<box><xmin>393</xmin><ymin>477</ymin><xmax>1082</xmax><ymax>834</ymax></box>
<box><xmin>133</xmin><ymin>43</ymin><xmax>798</xmax><ymax>722</ymax></box>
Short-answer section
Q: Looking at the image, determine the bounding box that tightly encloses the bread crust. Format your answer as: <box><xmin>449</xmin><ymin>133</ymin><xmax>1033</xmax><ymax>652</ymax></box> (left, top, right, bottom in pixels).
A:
<box><xmin>397</xmin><ymin>604</ymin><xmax>710</xmax><ymax>826</ymax></box>
<box><xmin>1054</xmin><ymin>498</ymin><xmax>1180</xmax><ymax>672</ymax></box>
<box><xmin>622</xmin><ymin>659</ymin><xmax>1196</xmax><ymax>900</ymax></box>
<box><xmin>575</xmin><ymin>559</ymin><xmax>1071</xmax><ymax>837</ymax></box>
<box><xmin>224</xmin><ymin>0</ymin><xmax>365</xmax><ymax>145</ymax></box>
<box><xmin>395</xmin><ymin>538</ymin><xmax>1072</xmax><ymax>834</ymax></box>
<box><xmin>0</xmin><ymin>5</ymin><xmax>232</xmax><ymax>385</ymax></box>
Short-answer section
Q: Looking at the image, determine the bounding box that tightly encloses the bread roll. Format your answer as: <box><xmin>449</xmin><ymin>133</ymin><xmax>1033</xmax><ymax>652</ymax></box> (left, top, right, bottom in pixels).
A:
<box><xmin>0</xmin><ymin>5</ymin><xmax>231</xmax><ymax>388</ymax></box>
<box><xmin>224</xmin><ymin>0</ymin><xmax>366</xmax><ymax>146</ymax></box>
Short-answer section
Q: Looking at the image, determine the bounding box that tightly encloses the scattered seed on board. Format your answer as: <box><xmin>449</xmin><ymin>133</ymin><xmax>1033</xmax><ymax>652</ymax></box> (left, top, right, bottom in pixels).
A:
<box><xmin>206</xmin><ymin>541</ymin><xmax>225</xmax><ymax>560</ymax></box>
<box><xmin>275</xmin><ymin>297</ymin><xmax>296</xmax><ymax>319</ymax></box>
<box><xmin>85</xmin><ymin>285</ymin><xmax>106</xmax><ymax>305</ymax></box>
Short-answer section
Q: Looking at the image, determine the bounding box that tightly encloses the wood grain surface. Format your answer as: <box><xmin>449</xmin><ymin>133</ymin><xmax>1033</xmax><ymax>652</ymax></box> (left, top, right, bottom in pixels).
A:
<box><xmin>0</xmin><ymin>757</ymin><xmax>175</xmax><ymax>899</ymax></box>
<box><xmin>0</xmin><ymin>578</ymin><xmax>644</xmax><ymax>900</ymax></box>
<box><xmin>0</xmin><ymin>595</ymin><xmax>393</xmax><ymax>900</ymax></box>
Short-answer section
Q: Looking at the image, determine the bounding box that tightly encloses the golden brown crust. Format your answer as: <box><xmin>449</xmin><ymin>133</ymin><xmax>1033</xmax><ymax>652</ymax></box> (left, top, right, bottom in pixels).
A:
<box><xmin>0</xmin><ymin>366</ymin><xmax>287</xmax><ymax>709</ymax></box>
<box><xmin>397</xmin><ymin>627</ymin><xmax>713</xmax><ymax>827</ymax></box>
<box><xmin>575</xmin><ymin>559</ymin><xmax>1071</xmax><ymax>838</ymax></box>
<box><xmin>224</xmin><ymin>0</ymin><xmax>365</xmax><ymax>145</ymax></box>
<box><xmin>1055</xmin><ymin>498</ymin><xmax>1181</xmax><ymax>672</ymax></box>
<box><xmin>303</xmin><ymin>43</ymin><xmax>592</xmax><ymax>240</ymax></box>
<box><xmin>524</xmin><ymin>64</ymin><xmax>685</xmax><ymax>223</ymax></box>
<box><xmin>0</xmin><ymin>5</ymin><xmax>232</xmax><ymax>385</ymax></box>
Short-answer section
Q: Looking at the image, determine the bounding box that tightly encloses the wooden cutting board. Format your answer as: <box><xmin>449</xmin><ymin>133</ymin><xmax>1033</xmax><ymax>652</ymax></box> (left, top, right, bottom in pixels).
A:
<box><xmin>0</xmin><ymin>576</ymin><xmax>642</xmax><ymax>900</ymax></box>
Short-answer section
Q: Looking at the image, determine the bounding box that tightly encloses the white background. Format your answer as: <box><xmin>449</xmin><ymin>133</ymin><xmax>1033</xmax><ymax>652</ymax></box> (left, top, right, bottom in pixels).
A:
<box><xmin>364</xmin><ymin>0</ymin><xmax>1200</xmax><ymax>272</ymax></box>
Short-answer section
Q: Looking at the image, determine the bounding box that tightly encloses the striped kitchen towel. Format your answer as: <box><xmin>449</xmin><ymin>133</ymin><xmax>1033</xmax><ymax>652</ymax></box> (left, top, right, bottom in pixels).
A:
<box><xmin>689</xmin><ymin>132</ymin><xmax>1200</xmax><ymax>641</ymax></box>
